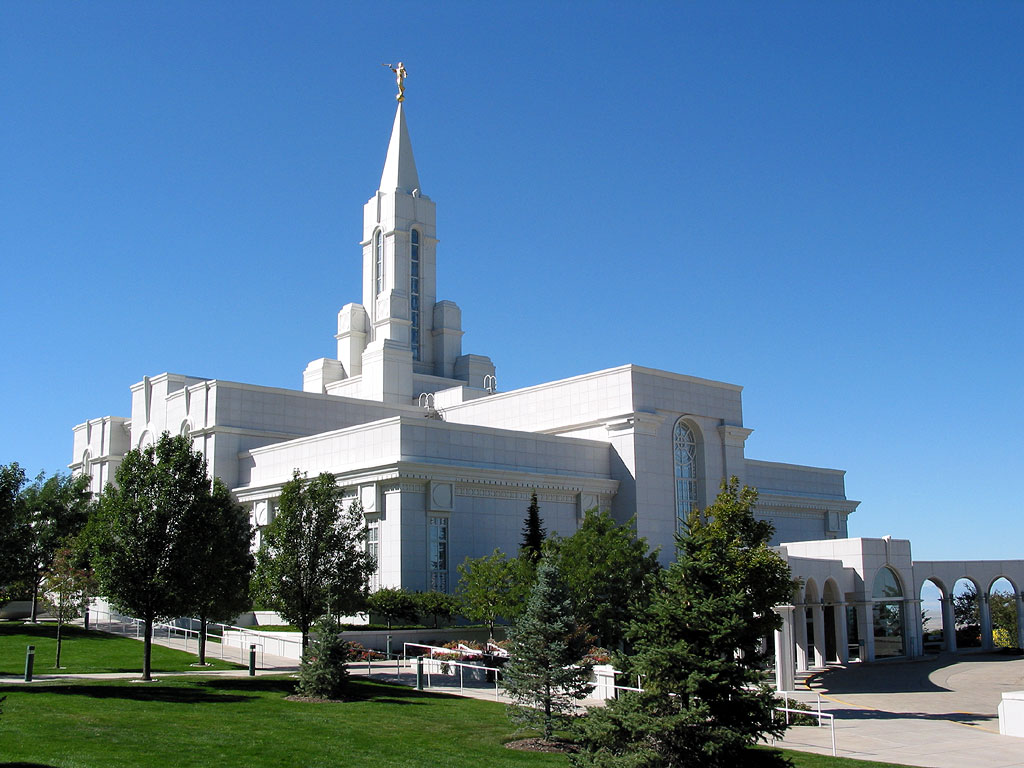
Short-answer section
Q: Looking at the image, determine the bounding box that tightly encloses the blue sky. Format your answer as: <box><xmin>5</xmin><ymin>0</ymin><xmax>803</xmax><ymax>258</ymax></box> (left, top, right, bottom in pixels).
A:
<box><xmin>2</xmin><ymin>2</ymin><xmax>1021</xmax><ymax>562</ymax></box>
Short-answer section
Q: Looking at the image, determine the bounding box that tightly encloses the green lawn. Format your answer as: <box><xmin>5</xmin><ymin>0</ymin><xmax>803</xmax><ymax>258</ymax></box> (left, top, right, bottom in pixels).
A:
<box><xmin>0</xmin><ymin>673</ymin><xmax>914</xmax><ymax>768</ymax></box>
<box><xmin>0</xmin><ymin>622</ymin><xmax>240</xmax><ymax>675</ymax></box>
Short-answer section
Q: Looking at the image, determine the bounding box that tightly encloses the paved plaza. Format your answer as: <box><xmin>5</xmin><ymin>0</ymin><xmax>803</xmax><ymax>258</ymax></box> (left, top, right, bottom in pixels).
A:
<box><xmin>773</xmin><ymin>652</ymin><xmax>1024</xmax><ymax>767</ymax></box>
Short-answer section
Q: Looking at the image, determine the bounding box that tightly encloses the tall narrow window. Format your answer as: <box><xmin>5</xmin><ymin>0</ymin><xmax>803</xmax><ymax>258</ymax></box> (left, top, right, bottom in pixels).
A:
<box><xmin>410</xmin><ymin>229</ymin><xmax>420</xmax><ymax>360</ymax></box>
<box><xmin>366</xmin><ymin>519</ymin><xmax>381</xmax><ymax>591</ymax></box>
<box><xmin>374</xmin><ymin>231</ymin><xmax>383</xmax><ymax>296</ymax></box>
<box><xmin>673</xmin><ymin>419</ymin><xmax>699</xmax><ymax>534</ymax></box>
<box><xmin>428</xmin><ymin>515</ymin><xmax>448</xmax><ymax>592</ymax></box>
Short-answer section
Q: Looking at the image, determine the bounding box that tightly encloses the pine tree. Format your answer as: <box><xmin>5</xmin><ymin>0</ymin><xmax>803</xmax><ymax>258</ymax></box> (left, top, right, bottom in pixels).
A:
<box><xmin>572</xmin><ymin>478</ymin><xmax>793</xmax><ymax>768</ymax></box>
<box><xmin>503</xmin><ymin>554</ymin><xmax>593</xmax><ymax>741</ymax></box>
<box><xmin>520</xmin><ymin>492</ymin><xmax>546</xmax><ymax>563</ymax></box>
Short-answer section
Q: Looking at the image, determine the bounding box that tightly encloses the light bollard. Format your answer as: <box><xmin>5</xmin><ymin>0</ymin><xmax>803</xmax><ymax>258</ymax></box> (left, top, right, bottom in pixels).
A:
<box><xmin>415</xmin><ymin>655</ymin><xmax>423</xmax><ymax>690</ymax></box>
<box><xmin>248</xmin><ymin>644</ymin><xmax>256</xmax><ymax>676</ymax></box>
<box><xmin>24</xmin><ymin>645</ymin><xmax>35</xmax><ymax>682</ymax></box>
<box><xmin>386</xmin><ymin>634</ymin><xmax>392</xmax><ymax>659</ymax></box>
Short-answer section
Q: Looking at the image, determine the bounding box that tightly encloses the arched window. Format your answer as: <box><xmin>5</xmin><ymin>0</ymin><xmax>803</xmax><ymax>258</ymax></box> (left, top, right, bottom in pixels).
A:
<box><xmin>410</xmin><ymin>229</ymin><xmax>420</xmax><ymax>360</ymax></box>
<box><xmin>374</xmin><ymin>230</ymin><xmax>383</xmax><ymax>296</ymax></box>
<box><xmin>673</xmin><ymin>419</ymin><xmax>699</xmax><ymax>533</ymax></box>
<box><xmin>872</xmin><ymin>566</ymin><xmax>906</xmax><ymax>658</ymax></box>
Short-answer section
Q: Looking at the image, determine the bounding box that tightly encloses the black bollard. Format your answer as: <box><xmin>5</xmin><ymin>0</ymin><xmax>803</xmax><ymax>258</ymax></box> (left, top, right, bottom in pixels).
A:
<box><xmin>248</xmin><ymin>644</ymin><xmax>256</xmax><ymax>676</ymax></box>
<box><xmin>25</xmin><ymin>645</ymin><xmax>35</xmax><ymax>682</ymax></box>
<box><xmin>415</xmin><ymin>655</ymin><xmax>423</xmax><ymax>690</ymax></box>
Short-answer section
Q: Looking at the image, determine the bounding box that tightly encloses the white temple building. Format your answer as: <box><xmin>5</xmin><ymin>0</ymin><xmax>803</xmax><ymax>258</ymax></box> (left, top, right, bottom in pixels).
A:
<box><xmin>71</xmin><ymin>97</ymin><xmax>1024</xmax><ymax>687</ymax></box>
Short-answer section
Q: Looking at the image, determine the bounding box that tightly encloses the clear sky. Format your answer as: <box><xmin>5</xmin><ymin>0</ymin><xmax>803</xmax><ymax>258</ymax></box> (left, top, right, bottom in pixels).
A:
<box><xmin>2</xmin><ymin>2</ymin><xmax>1021</xmax><ymax>563</ymax></box>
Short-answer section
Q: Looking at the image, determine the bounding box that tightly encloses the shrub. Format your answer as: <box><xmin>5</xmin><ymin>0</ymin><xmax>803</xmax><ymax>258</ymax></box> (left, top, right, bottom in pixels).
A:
<box><xmin>296</xmin><ymin>619</ymin><xmax>351</xmax><ymax>699</ymax></box>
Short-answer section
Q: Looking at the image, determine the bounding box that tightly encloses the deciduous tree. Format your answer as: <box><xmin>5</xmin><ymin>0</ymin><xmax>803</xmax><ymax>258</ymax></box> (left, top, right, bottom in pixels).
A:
<box><xmin>188</xmin><ymin>478</ymin><xmax>254</xmax><ymax>665</ymax></box>
<box><xmin>457</xmin><ymin>549</ymin><xmax>530</xmax><ymax>639</ymax></box>
<box><xmin>572</xmin><ymin>478</ymin><xmax>793</xmax><ymax>768</ymax></box>
<box><xmin>550</xmin><ymin>509</ymin><xmax>661</xmax><ymax>650</ymax></box>
<box><xmin>91</xmin><ymin>433</ymin><xmax>211</xmax><ymax>681</ymax></box>
<box><xmin>20</xmin><ymin>471</ymin><xmax>92</xmax><ymax>622</ymax></box>
<box><xmin>366</xmin><ymin>587</ymin><xmax>417</xmax><ymax>630</ymax></box>
<box><xmin>253</xmin><ymin>472</ymin><xmax>372</xmax><ymax>648</ymax></box>
<box><xmin>41</xmin><ymin>547</ymin><xmax>96</xmax><ymax>668</ymax></box>
<box><xmin>0</xmin><ymin>463</ymin><xmax>30</xmax><ymax>598</ymax></box>
<box><xmin>415</xmin><ymin>590</ymin><xmax>460</xmax><ymax>628</ymax></box>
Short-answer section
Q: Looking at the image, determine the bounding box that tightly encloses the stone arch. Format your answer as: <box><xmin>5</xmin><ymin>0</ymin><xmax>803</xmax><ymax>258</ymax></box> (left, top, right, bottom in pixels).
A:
<box><xmin>988</xmin><ymin>577</ymin><xmax>1020</xmax><ymax>649</ymax></box>
<box><xmin>919</xmin><ymin>577</ymin><xmax>950</xmax><ymax>653</ymax></box>
<box><xmin>821</xmin><ymin>578</ymin><xmax>845</xmax><ymax>663</ymax></box>
<box><xmin>137</xmin><ymin>430</ymin><xmax>153</xmax><ymax>450</ymax></box>
<box><xmin>952</xmin><ymin>577</ymin><xmax>982</xmax><ymax>649</ymax></box>
<box><xmin>871</xmin><ymin>566</ymin><xmax>907</xmax><ymax>658</ymax></box>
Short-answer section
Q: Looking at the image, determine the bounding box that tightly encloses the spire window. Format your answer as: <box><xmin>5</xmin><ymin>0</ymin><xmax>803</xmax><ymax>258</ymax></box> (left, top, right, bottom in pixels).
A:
<box><xmin>673</xmin><ymin>419</ymin><xmax>700</xmax><ymax>534</ymax></box>
<box><xmin>374</xmin><ymin>230</ymin><xmax>383</xmax><ymax>296</ymax></box>
<box><xmin>410</xmin><ymin>229</ymin><xmax>420</xmax><ymax>360</ymax></box>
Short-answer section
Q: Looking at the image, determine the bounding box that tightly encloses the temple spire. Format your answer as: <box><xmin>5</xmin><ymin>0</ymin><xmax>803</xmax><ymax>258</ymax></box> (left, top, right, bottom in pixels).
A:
<box><xmin>379</xmin><ymin>103</ymin><xmax>420</xmax><ymax>195</ymax></box>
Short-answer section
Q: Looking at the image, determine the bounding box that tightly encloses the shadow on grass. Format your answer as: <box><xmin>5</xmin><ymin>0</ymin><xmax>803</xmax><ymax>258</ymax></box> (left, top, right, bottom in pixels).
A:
<box><xmin>0</xmin><ymin>762</ymin><xmax>64</xmax><ymax>767</ymax></box>
<box><xmin>196</xmin><ymin>676</ymin><xmax>440</xmax><ymax>705</ymax></box>
<box><xmin>0</xmin><ymin>682</ymin><xmax>254</xmax><ymax>704</ymax></box>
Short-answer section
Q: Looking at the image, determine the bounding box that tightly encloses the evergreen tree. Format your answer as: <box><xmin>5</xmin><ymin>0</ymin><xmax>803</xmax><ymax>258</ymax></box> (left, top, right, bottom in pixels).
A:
<box><xmin>296</xmin><ymin>617</ymin><xmax>352</xmax><ymax>700</ymax></box>
<box><xmin>551</xmin><ymin>509</ymin><xmax>661</xmax><ymax>650</ymax></box>
<box><xmin>572</xmin><ymin>478</ymin><xmax>793</xmax><ymax>768</ymax></box>
<box><xmin>188</xmin><ymin>478</ymin><xmax>255</xmax><ymax>665</ymax></box>
<box><xmin>520</xmin><ymin>492</ymin><xmax>546</xmax><ymax>564</ymax></box>
<box><xmin>253</xmin><ymin>472</ymin><xmax>373</xmax><ymax>648</ymax></box>
<box><xmin>503</xmin><ymin>554</ymin><xmax>593</xmax><ymax>741</ymax></box>
<box><xmin>91</xmin><ymin>433</ymin><xmax>211</xmax><ymax>681</ymax></box>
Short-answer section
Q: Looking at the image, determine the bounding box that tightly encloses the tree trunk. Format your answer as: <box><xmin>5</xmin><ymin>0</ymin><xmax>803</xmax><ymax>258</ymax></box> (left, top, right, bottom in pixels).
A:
<box><xmin>55</xmin><ymin>618</ymin><xmax>63</xmax><ymax>668</ymax></box>
<box><xmin>544</xmin><ymin>683</ymin><xmax>552</xmax><ymax>739</ymax></box>
<box><xmin>30</xmin><ymin>579</ymin><xmax>39</xmax><ymax>623</ymax></box>
<box><xmin>142</xmin><ymin>616</ymin><xmax>153</xmax><ymax>681</ymax></box>
<box><xmin>198</xmin><ymin>612</ymin><xmax>207</xmax><ymax>665</ymax></box>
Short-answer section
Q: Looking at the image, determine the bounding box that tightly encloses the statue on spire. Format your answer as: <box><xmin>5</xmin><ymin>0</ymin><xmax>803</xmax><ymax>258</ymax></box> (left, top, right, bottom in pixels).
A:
<box><xmin>382</xmin><ymin>62</ymin><xmax>407</xmax><ymax>102</ymax></box>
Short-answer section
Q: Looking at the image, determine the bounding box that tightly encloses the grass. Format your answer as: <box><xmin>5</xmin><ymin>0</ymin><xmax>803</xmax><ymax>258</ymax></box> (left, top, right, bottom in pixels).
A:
<box><xmin>0</xmin><ymin>673</ymin><xmax>916</xmax><ymax>768</ymax></box>
<box><xmin>0</xmin><ymin>621</ymin><xmax>240</xmax><ymax>675</ymax></box>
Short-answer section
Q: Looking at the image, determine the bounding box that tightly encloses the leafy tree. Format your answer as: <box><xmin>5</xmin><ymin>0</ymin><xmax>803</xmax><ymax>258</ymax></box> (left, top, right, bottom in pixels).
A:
<box><xmin>296</xmin><ymin>617</ymin><xmax>351</xmax><ymax>700</ymax></box>
<box><xmin>572</xmin><ymin>478</ymin><xmax>793</xmax><ymax>768</ymax></box>
<box><xmin>41</xmin><ymin>547</ymin><xmax>96</xmax><ymax>668</ymax></box>
<box><xmin>415</xmin><ymin>590</ymin><xmax>460</xmax><ymax>628</ymax></box>
<box><xmin>991</xmin><ymin>592</ymin><xmax>1019</xmax><ymax>648</ymax></box>
<box><xmin>91</xmin><ymin>433</ymin><xmax>211</xmax><ymax>681</ymax></box>
<box><xmin>550</xmin><ymin>509</ymin><xmax>661</xmax><ymax>650</ymax></box>
<box><xmin>366</xmin><ymin>587</ymin><xmax>417</xmax><ymax>629</ymax></box>
<box><xmin>953</xmin><ymin>584</ymin><xmax>980</xmax><ymax>628</ymax></box>
<box><xmin>188</xmin><ymin>479</ymin><xmax>254</xmax><ymax>665</ymax></box>
<box><xmin>0</xmin><ymin>463</ymin><xmax>30</xmax><ymax>598</ymax></box>
<box><xmin>520</xmin><ymin>492</ymin><xmax>546</xmax><ymax>564</ymax></box>
<box><xmin>20</xmin><ymin>471</ymin><xmax>92</xmax><ymax>622</ymax></box>
<box><xmin>253</xmin><ymin>472</ymin><xmax>373</xmax><ymax>649</ymax></box>
<box><xmin>503</xmin><ymin>554</ymin><xmax>593</xmax><ymax>741</ymax></box>
<box><xmin>457</xmin><ymin>548</ymin><xmax>530</xmax><ymax>639</ymax></box>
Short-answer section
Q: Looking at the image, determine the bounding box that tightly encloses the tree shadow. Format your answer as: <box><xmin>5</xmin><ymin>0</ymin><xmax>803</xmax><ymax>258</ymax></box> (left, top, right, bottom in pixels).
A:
<box><xmin>0</xmin><ymin>762</ymin><xmax>64</xmax><ymax>767</ymax></box>
<box><xmin>0</xmin><ymin>682</ymin><xmax>254</xmax><ymax>704</ymax></box>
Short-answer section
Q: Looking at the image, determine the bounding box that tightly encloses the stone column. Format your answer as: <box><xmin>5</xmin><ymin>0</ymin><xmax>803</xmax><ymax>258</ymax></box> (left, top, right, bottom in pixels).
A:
<box><xmin>857</xmin><ymin>602</ymin><xmax>875</xmax><ymax>662</ymax></box>
<box><xmin>833</xmin><ymin>602</ymin><xmax>849</xmax><ymax>664</ymax></box>
<box><xmin>774</xmin><ymin>605</ymin><xmax>796</xmax><ymax>692</ymax></box>
<box><xmin>811</xmin><ymin>602</ymin><xmax>826</xmax><ymax>668</ymax></box>
<box><xmin>980</xmin><ymin>593</ymin><xmax>994</xmax><ymax>651</ymax></box>
<box><xmin>905</xmin><ymin>598</ymin><xmax>923</xmax><ymax>657</ymax></box>
<box><xmin>1015</xmin><ymin>592</ymin><xmax>1024</xmax><ymax>651</ymax></box>
<box><xmin>794</xmin><ymin>605</ymin><xmax>810</xmax><ymax>672</ymax></box>
<box><xmin>940</xmin><ymin>596</ymin><xmax>957</xmax><ymax>652</ymax></box>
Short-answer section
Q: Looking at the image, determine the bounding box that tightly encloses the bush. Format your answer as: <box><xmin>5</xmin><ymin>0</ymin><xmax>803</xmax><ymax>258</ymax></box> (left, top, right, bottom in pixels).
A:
<box><xmin>296</xmin><ymin>620</ymin><xmax>351</xmax><ymax>699</ymax></box>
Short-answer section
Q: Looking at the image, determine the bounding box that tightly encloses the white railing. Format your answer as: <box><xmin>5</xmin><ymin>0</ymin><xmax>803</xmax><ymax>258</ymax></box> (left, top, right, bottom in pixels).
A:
<box><xmin>402</xmin><ymin>642</ymin><xmax>504</xmax><ymax>700</ymax></box>
<box><xmin>87</xmin><ymin>605</ymin><xmax>303</xmax><ymax>667</ymax></box>
<box><xmin>772</xmin><ymin>690</ymin><xmax>836</xmax><ymax>756</ymax></box>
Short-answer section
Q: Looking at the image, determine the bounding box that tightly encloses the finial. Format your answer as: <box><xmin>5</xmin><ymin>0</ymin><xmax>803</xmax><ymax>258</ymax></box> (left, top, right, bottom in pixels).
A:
<box><xmin>382</xmin><ymin>62</ymin><xmax>407</xmax><ymax>102</ymax></box>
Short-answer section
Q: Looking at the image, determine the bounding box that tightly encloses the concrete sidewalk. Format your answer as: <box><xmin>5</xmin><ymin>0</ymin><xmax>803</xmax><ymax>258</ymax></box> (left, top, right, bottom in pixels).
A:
<box><xmin>770</xmin><ymin>653</ymin><xmax>1024</xmax><ymax>768</ymax></box>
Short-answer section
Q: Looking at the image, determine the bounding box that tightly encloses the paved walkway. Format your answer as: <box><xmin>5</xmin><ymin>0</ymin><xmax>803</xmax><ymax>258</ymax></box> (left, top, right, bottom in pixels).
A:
<box><xmin>771</xmin><ymin>652</ymin><xmax>1024</xmax><ymax>767</ymax></box>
